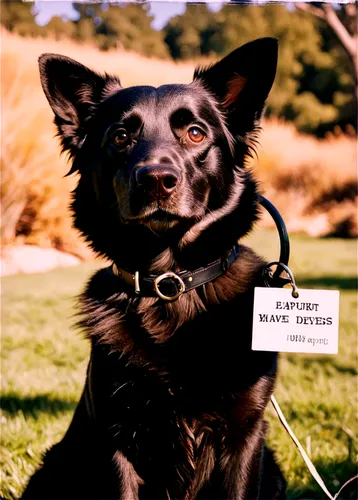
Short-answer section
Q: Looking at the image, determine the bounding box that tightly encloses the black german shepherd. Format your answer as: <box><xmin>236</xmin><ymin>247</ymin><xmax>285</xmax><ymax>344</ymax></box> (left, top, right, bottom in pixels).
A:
<box><xmin>21</xmin><ymin>38</ymin><xmax>286</xmax><ymax>500</ymax></box>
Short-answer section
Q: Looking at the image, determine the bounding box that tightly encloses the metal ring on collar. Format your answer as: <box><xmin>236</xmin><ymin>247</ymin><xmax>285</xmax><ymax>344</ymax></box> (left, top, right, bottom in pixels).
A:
<box><xmin>153</xmin><ymin>272</ymin><xmax>186</xmax><ymax>301</ymax></box>
<box><xmin>263</xmin><ymin>261</ymin><xmax>299</xmax><ymax>298</ymax></box>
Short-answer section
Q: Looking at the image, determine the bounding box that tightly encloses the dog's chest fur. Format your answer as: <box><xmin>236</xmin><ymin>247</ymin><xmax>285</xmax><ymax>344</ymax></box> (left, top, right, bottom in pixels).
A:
<box><xmin>80</xmin><ymin>246</ymin><xmax>277</xmax><ymax>497</ymax></box>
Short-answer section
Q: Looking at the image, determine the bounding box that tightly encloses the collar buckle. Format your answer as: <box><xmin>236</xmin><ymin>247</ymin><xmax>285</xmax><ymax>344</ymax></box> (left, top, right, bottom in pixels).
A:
<box><xmin>134</xmin><ymin>271</ymin><xmax>140</xmax><ymax>294</ymax></box>
<box><xmin>153</xmin><ymin>272</ymin><xmax>186</xmax><ymax>301</ymax></box>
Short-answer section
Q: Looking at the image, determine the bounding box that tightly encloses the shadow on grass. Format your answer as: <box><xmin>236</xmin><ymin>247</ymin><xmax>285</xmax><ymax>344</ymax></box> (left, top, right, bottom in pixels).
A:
<box><xmin>298</xmin><ymin>276</ymin><xmax>357</xmax><ymax>291</ymax></box>
<box><xmin>287</xmin><ymin>457</ymin><xmax>358</xmax><ymax>499</ymax></box>
<box><xmin>286</xmin><ymin>355</ymin><xmax>358</xmax><ymax>376</ymax></box>
<box><xmin>1</xmin><ymin>393</ymin><xmax>77</xmax><ymax>417</ymax></box>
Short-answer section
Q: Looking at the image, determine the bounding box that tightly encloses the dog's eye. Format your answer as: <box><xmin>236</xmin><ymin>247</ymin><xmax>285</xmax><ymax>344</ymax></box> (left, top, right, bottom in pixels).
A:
<box><xmin>187</xmin><ymin>127</ymin><xmax>206</xmax><ymax>144</ymax></box>
<box><xmin>113</xmin><ymin>129</ymin><xmax>130</xmax><ymax>146</ymax></box>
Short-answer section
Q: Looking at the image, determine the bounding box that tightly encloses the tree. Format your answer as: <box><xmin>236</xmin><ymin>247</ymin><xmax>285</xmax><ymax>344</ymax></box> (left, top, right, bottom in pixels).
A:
<box><xmin>72</xmin><ymin>3</ymin><xmax>169</xmax><ymax>57</ymax></box>
<box><xmin>164</xmin><ymin>4</ymin><xmax>216</xmax><ymax>59</ymax></box>
<box><xmin>45</xmin><ymin>16</ymin><xmax>75</xmax><ymax>41</ymax></box>
<box><xmin>164</xmin><ymin>3</ymin><xmax>356</xmax><ymax>135</ymax></box>
<box><xmin>1</xmin><ymin>1</ymin><xmax>355</xmax><ymax>134</ymax></box>
<box><xmin>1</xmin><ymin>0</ymin><xmax>40</xmax><ymax>37</ymax></box>
<box><xmin>296</xmin><ymin>2</ymin><xmax>357</xmax><ymax>100</ymax></box>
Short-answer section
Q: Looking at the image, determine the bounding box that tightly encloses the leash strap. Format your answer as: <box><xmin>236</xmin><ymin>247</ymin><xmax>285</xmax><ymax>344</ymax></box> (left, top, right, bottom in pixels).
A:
<box><xmin>259</xmin><ymin>196</ymin><xmax>290</xmax><ymax>266</ymax></box>
<box><xmin>270</xmin><ymin>395</ymin><xmax>335</xmax><ymax>500</ymax></box>
<box><xmin>270</xmin><ymin>395</ymin><xmax>358</xmax><ymax>499</ymax></box>
<box><xmin>259</xmin><ymin>201</ymin><xmax>358</xmax><ymax>498</ymax></box>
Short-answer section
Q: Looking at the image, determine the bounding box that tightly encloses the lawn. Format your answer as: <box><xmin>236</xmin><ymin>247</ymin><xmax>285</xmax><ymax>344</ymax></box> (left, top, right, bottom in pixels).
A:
<box><xmin>1</xmin><ymin>230</ymin><xmax>357</xmax><ymax>499</ymax></box>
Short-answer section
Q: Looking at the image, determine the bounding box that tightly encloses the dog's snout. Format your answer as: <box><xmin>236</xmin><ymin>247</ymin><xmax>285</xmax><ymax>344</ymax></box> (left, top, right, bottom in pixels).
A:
<box><xmin>136</xmin><ymin>165</ymin><xmax>181</xmax><ymax>200</ymax></box>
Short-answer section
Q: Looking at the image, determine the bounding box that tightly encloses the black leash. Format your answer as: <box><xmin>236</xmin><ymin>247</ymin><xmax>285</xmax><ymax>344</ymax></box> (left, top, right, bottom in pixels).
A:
<box><xmin>259</xmin><ymin>196</ymin><xmax>290</xmax><ymax>266</ymax></box>
<box><xmin>259</xmin><ymin>196</ymin><xmax>291</xmax><ymax>288</ymax></box>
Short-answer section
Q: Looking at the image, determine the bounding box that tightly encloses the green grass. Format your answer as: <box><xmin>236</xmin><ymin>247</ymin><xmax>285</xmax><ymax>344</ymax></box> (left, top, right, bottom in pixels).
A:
<box><xmin>1</xmin><ymin>230</ymin><xmax>357</xmax><ymax>499</ymax></box>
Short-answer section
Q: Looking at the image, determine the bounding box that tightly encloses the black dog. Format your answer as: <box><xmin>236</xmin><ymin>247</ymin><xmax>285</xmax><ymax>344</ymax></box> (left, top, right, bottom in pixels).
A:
<box><xmin>21</xmin><ymin>38</ymin><xmax>286</xmax><ymax>499</ymax></box>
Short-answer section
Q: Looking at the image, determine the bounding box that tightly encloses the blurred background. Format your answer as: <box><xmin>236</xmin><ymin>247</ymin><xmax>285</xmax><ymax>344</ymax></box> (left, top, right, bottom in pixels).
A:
<box><xmin>1</xmin><ymin>2</ymin><xmax>357</xmax><ymax>499</ymax></box>
<box><xmin>1</xmin><ymin>0</ymin><xmax>357</xmax><ymax>270</ymax></box>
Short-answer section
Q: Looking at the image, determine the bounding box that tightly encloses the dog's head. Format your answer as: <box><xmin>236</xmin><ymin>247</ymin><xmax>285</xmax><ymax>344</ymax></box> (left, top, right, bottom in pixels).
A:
<box><xmin>39</xmin><ymin>38</ymin><xmax>277</xmax><ymax>268</ymax></box>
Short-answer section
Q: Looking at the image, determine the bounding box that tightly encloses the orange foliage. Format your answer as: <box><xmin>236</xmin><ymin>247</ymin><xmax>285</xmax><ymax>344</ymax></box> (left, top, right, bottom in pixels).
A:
<box><xmin>1</xmin><ymin>30</ymin><xmax>356</xmax><ymax>260</ymax></box>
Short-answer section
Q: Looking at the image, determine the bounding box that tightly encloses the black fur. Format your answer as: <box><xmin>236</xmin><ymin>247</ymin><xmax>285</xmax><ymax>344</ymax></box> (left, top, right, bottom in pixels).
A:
<box><xmin>22</xmin><ymin>38</ymin><xmax>286</xmax><ymax>499</ymax></box>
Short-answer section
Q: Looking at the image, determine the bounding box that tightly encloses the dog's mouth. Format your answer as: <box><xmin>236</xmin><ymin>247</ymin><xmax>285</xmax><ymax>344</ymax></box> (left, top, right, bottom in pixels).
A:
<box><xmin>123</xmin><ymin>206</ymin><xmax>184</xmax><ymax>231</ymax></box>
<box><xmin>139</xmin><ymin>209</ymin><xmax>183</xmax><ymax>232</ymax></box>
<box><xmin>120</xmin><ymin>194</ymin><xmax>204</xmax><ymax>233</ymax></box>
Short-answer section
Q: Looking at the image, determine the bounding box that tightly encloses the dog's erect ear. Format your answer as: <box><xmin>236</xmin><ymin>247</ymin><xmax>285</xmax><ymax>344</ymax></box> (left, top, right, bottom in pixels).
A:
<box><xmin>39</xmin><ymin>54</ymin><xmax>121</xmax><ymax>156</ymax></box>
<box><xmin>194</xmin><ymin>38</ymin><xmax>278</xmax><ymax>135</ymax></box>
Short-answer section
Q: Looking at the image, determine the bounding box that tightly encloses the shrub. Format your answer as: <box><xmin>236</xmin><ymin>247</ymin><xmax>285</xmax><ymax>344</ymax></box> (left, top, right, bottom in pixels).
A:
<box><xmin>253</xmin><ymin>118</ymin><xmax>357</xmax><ymax>237</ymax></box>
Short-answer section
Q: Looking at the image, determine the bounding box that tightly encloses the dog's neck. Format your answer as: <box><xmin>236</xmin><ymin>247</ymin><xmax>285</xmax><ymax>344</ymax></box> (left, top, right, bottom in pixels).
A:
<box><xmin>113</xmin><ymin>227</ymin><xmax>239</xmax><ymax>276</ymax></box>
<box><xmin>147</xmin><ymin>247</ymin><xmax>177</xmax><ymax>273</ymax></box>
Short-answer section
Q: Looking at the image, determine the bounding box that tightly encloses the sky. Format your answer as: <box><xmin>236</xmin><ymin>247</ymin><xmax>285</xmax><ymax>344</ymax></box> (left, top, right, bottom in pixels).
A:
<box><xmin>34</xmin><ymin>1</ymin><xmax>224</xmax><ymax>29</ymax></box>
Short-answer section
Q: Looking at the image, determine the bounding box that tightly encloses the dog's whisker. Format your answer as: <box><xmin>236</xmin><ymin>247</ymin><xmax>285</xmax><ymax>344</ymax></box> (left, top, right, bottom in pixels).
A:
<box><xmin>145</xmin><ymin>225</ymin><xmax>162</xmax><ymax>238</ymax></box>
<box><xmin>112</xmin><ymin>382</ymin><xmax>129</xmax><ymax>396</ymax></box>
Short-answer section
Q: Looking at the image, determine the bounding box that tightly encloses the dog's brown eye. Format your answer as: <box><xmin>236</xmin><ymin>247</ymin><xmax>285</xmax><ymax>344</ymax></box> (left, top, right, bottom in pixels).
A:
<box><xmin>113</xmin><ymin>129</ymin><xmax>130</xmax><ymax>146</ymax></box>
<box><xmin>187</xmin><ymin>127</ymin><xmax>205</xmax><ymax>144</ymax></box>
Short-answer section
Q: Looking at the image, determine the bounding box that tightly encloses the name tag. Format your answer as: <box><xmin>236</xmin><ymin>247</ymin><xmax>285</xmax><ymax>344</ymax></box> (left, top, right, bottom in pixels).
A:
<box><xmin>252</xmin><ymin>287</ymin><xmax>339</xmax><ymax>354</ymax></box>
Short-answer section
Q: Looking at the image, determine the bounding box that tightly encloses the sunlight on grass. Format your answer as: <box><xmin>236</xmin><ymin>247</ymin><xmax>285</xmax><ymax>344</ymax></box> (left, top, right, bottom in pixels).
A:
<box><xmin>1</xmin><ymin>232</ymin><xmax>357</xmax><ymax>499</ymax></box>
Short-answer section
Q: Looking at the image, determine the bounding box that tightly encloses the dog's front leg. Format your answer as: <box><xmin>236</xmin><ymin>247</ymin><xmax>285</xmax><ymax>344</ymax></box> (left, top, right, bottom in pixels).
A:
<box><xmin>113</xmin><ymin>452</ymin><xmax>144</xmax><ymax>500</ymax></box>
<box><xmin>219</xmin><ymin>419</ymin><xmax>267</xmax><ymax>500</ymax></box>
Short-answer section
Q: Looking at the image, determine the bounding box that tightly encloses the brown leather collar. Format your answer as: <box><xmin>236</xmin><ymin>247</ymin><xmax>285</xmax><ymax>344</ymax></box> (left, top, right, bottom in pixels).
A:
<box><xmin>111</xmin><ymin>244</ymin><xmax>240</xmax><ymax>301</ymax></box>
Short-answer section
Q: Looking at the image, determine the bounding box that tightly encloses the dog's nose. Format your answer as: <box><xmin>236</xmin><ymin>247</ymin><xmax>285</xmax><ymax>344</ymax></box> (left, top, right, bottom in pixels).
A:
<box><xmin>136</xmin><ymin>165</ymin><xmax>181</xmax><ymax>200</ymax></box>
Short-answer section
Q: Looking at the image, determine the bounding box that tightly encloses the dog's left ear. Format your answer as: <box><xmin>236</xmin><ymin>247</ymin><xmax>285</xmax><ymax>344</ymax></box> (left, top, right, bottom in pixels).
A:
<box><xmin>194</xmin><ymin>38</ymin><xmax>278</xmax><ymax>134</ymax></box>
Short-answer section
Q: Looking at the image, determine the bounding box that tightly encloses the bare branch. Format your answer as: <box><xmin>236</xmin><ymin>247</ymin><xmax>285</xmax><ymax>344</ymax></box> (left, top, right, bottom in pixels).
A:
<box><xmin>344</xmin><ymin>3</ymin><xmax>357</xmax><ymax>23</ymax></box>
<box><xmin>323</xmin><ymin>4</ymin><xmax>357</xmax><ymax>60</ymax></box>
<box><xmin>295</xmin><ymin>3</ymin><xmax>325</xmax><ymax>20</ymax></box>
<box><xmin>296</xmin><ymin>2</ymin><xmax>357</xmax><ymax>87</ymax></box>
<box><xmin>343</xmin><ymin>4</ymin><xmax>357</xmax><ymax>37</ymax></box>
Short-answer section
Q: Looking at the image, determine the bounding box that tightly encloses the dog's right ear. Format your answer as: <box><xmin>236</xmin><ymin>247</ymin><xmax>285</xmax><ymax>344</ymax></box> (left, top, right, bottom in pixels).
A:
<box><xmin>39</xmin><ymin>54</ymin><xmax>121</xmax><ymax>158</ymax></box>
